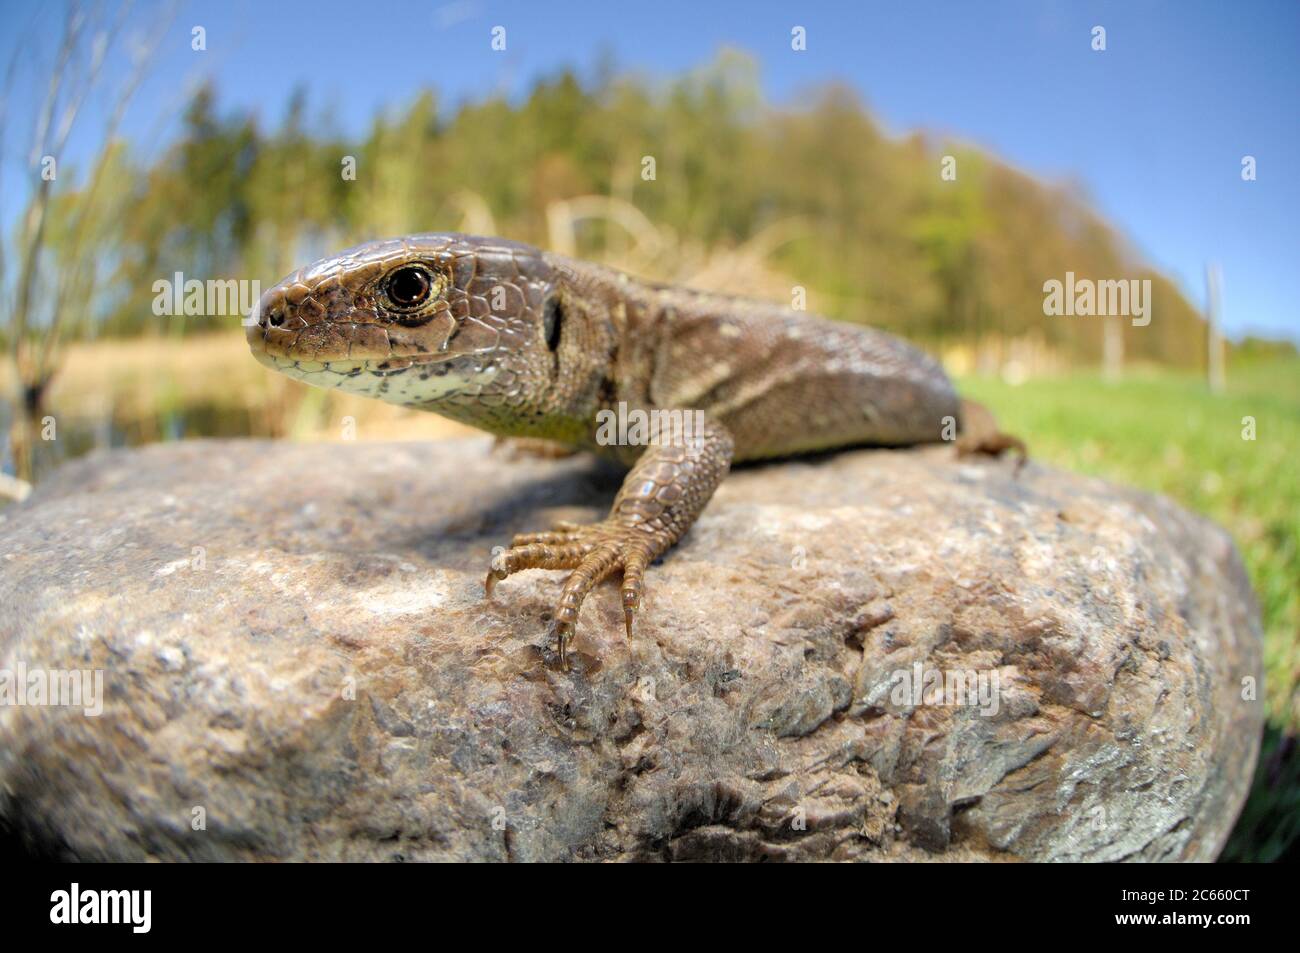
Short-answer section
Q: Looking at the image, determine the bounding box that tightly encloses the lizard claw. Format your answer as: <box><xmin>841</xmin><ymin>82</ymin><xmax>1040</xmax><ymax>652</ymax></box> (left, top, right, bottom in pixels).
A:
<box><xmin>553</xmin><ymin>621</ymin><xmax>574</xmax><ymax>671</ymax></box>
<box><xmin>485</xmin><ymin>520</ymin><xmax>657</xmax><ymax>665</ymax></box>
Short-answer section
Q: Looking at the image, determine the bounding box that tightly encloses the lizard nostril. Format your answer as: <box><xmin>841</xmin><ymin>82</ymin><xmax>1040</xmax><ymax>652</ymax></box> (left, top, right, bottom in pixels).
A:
<box><xmin>268</xmin><ymin>311</ymin><xmax>285</xmax><ymax>327</ymax></box>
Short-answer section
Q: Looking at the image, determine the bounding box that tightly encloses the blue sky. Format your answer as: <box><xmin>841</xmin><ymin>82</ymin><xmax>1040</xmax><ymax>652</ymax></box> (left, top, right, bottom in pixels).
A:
<box><xmin>2</xmin><ymin>0</ymin><xmax>1297</xmax><ymax>341</ymax></box>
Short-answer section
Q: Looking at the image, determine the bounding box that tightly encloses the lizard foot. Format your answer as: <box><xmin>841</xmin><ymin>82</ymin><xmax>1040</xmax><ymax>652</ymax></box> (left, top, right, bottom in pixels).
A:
<box><xmin>485</xmin><ymin>521</ymin><xmax>655</xmax><ymax>669</ymax></box>
<box><xmin>956</xmin><ymin>399</ymin><xmax>1029</xmax><ymax>474</ymax></box>
<box><xmin>957</xmin><ymin>430</ymin><xmax>1029</xmax><ymax>474</ymax></box>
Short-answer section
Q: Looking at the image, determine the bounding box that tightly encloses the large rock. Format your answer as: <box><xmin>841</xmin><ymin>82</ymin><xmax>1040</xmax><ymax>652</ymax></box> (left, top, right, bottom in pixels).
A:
<box><xmin>0</xmin><ymin>438</ymin><xmax>1263</xmax><ymax>861</ymax></box>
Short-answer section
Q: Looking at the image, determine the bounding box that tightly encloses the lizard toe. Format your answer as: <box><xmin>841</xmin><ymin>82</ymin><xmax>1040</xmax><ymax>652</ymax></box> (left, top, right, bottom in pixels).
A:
<box><xmin>484</xmin><ymin>538</ymin><xmax>592</xmax><ymax>600</ymax></box>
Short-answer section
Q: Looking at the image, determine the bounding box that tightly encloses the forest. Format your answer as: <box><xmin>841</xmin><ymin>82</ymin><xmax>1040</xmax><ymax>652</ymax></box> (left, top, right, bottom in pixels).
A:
<box><xmin>5</xmin><ymin>49</ymin><xmax>1227</xmax><ymax>403</ymax></box>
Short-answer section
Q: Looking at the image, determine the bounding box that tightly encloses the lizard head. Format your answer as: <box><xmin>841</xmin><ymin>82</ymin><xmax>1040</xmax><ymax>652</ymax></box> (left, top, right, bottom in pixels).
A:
<box><xmin>247</xmin><ymin>233</ymin><xmax>592</xmax><ymax>434</ymax></box>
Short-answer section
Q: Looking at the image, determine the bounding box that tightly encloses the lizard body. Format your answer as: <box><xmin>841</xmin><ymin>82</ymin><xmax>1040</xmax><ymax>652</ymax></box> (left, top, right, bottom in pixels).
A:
<box><xmin>248</xmin><ymin>233</ymin><xmax>1015</xmax><ymax>665</ymax></box>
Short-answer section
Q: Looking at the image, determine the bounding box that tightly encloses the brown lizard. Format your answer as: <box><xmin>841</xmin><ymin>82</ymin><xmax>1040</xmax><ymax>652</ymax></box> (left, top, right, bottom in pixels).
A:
<box><xmin>247</xmin><ymin>233</ymin><xmax>1022</xmax><ymax>666</ymax></box>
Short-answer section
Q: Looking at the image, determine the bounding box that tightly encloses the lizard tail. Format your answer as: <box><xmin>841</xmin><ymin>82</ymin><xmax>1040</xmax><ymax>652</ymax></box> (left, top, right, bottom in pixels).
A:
<box><xmin>956</xmin><ymin>399</ymin><xmax>1028</xmax><ymax>471</ymax></box>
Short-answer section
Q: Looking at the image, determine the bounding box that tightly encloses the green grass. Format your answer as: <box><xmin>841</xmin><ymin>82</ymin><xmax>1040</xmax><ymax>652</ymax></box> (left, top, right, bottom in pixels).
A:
<box><xmin>960</xmin><ymin>358</ymin><xmax>1299</xmax><ymax>862</ymax></box>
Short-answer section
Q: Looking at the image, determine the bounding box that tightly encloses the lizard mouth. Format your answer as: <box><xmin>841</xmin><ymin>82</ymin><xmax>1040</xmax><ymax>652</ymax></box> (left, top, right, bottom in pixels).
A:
<box><xmin>248</xmin><ymin>323</ymin><xmax>465</xmax><ymax>376</ymax></box>
<box><xmin>252</xmin><ymin>349</ymin><xmax>461</xmax><ymax>378</ymax></box>
<box><xmin>246</xmin><ymin>322</ymin><xmax>501</xmax><ymax>408</ymax></box>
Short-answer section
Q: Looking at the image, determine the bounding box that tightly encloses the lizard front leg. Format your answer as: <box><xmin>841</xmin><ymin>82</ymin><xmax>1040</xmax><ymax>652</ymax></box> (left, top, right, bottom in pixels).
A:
<box><xmin>486</xmin><ymin>411</ymin><xmax>734</xmax><ymax>667</ymax></box>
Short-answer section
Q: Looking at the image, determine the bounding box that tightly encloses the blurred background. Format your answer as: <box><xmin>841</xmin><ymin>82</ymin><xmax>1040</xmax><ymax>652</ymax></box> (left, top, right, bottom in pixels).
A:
<box><xmin>0</xmin><ymin>0</ymin><xmax>1295</xmax><ymax>859</ymax></box>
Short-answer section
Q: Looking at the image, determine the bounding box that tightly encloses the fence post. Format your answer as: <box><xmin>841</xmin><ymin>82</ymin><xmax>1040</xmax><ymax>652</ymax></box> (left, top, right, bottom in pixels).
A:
<box><xmin>1205</xmin><ymin>263</ymin><xmax>1225</xmax><ymax>394</ymax></box>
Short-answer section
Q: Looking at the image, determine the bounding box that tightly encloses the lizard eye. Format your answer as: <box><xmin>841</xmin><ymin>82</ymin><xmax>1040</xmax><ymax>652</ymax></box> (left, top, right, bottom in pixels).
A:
<box><xmin>386</xmin><ymin>266</ymin><xmax>433</xmax><ymax>310</ymax></box>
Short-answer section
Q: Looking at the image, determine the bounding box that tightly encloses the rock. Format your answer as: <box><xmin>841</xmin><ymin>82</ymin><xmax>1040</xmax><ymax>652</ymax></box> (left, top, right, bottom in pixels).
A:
<box><xmin>0</xmin><ymin>438</ymin><xmax>1263</xmax><ymax>862</ymax></box>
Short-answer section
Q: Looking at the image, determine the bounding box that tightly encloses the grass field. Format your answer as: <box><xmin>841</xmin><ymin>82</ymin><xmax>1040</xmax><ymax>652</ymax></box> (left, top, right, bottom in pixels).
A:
<box><xmin>962</xmin><ymin>359</ymin><xmax>1299</xmax><ymax>861</ymax></box>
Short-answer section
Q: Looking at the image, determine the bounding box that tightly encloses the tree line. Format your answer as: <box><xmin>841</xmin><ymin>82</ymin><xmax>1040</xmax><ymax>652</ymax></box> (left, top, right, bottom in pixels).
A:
<box><xmin>13</xmin><ymin>50</ymin><xmax>1215</xmax><ymax>372</ymax></box>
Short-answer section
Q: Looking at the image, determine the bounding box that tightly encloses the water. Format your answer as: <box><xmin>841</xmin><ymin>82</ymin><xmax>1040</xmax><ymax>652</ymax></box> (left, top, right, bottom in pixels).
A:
<box><xmin>1</xmin><ymin>398</ymin><xmax>260</xmax><ymax>487</ymax></box>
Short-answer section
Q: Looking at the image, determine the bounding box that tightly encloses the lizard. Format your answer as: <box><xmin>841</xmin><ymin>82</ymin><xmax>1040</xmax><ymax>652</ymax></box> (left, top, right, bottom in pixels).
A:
<box><xmin>246</xmin><ymin>233</ymin><xmax>1023</xmax><ymax>667</ymax></box>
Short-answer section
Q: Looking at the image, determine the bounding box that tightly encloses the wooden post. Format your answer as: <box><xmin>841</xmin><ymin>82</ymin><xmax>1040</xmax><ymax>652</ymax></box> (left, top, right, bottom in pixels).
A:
<box><xmin>1103</xmin><ymin>316</ymin><xmax>1123</xmax><ymax>382</ymax></box>
<box><xmin>1206</xmin><ymin>263</ymin><xmax>1225</xmax><ymax>393</ymax></box>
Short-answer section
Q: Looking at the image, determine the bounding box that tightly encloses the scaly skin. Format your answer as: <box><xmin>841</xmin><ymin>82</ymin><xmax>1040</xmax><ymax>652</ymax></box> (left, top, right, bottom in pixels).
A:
<box><xmin>247</xmin><ymin>233</ymin><xmax>1015</xmax><ymax>666</ymax></box>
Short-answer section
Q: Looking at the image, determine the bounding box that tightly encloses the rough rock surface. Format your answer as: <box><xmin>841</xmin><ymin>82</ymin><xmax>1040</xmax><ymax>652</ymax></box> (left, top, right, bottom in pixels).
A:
<box><xmin>0</xmin><ymin>438</ymin><xmax>1263</xmax><ymax>862</ymax></box>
